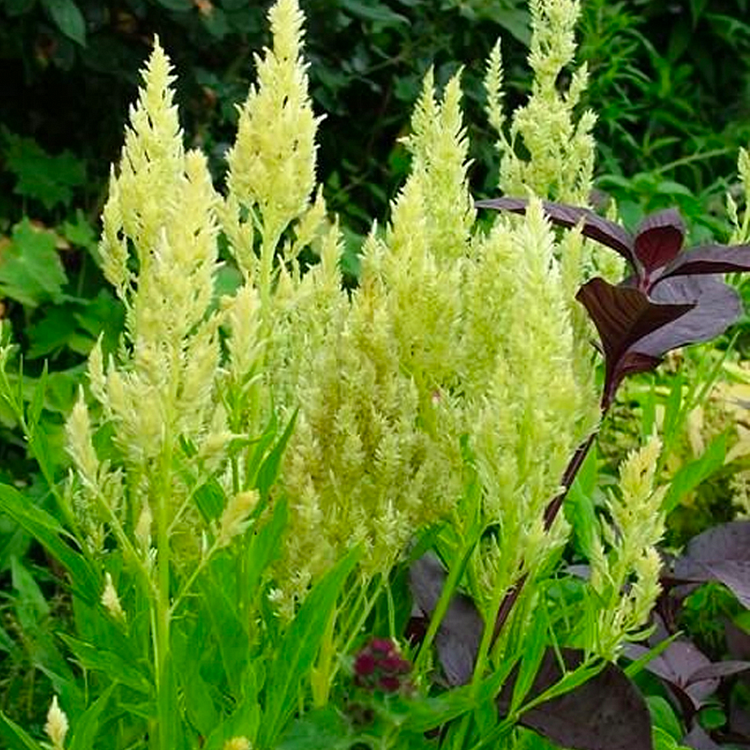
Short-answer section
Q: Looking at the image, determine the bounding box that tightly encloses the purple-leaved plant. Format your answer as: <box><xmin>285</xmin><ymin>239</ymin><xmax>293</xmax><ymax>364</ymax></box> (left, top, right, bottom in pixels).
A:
<box><xmin>475</xmin><ymin>198</ymin><xmax>750</xmax><ymax>409</ymax></box>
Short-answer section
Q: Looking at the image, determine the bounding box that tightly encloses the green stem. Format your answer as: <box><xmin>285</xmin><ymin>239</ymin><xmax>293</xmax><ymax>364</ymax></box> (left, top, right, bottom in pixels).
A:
<box><xmin>154</xmin><ymin>434</ymin><xmax>174</xmax><ymax>749</ymax></box>
<box><xmin>413</xmin><ymin>535</ymin><xmax>479</xmax><ymax>676</ymax></box>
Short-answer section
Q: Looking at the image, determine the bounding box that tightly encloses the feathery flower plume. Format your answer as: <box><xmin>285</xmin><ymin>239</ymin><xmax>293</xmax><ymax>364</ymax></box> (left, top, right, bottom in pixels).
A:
<box><xmin>45</xmin><ymin>696</ymin><xmax>69</xmax><ymax>750</ymax></box>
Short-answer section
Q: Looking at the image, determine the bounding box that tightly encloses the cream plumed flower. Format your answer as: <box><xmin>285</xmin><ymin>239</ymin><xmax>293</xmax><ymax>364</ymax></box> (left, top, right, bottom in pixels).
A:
<box><xmin>45</xmin><ymin>696</ymin><xmax>69</xmax><ymax>750</ymax></box>
<box><xmin>226</xmin><ymin>0</ymin><xmax>320</xmax><ymax>248</ymax></box>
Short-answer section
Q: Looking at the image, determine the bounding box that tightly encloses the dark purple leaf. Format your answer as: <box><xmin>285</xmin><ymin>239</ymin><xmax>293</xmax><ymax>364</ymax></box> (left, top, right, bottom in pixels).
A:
<box><xmin>576</xmin><ymin>278</ymin><xmax>693</xmax><ymax>405</ymax></box>
<box><xmin>729</xmin><ymin>705</ymin><xmax>750</xmax><ymax>739</ymax></box>
<box><xmin>634</xmin><ymin>209</ymin><xmax>685</xmax><ymax>274</ymax></box>
<box><xmin>476</xmin><ymin>198</ymin><xmax>750</xmax><ymax>407</ymax></box>
<box><xmin>674</xmin><ymin>522</ymin><xmax>750</xmax><ymax>608</ymax></box>
<box><xmin>684</xmin><ymin>723</ymin><xmax>723</xmax><ymax>750</ymax></box>
<box><xmin>688</xmin><ymin>661</ymin><xmax>750</xmax><ymax>683</ymax></box>
<box><xmin>638</xmin><ymin>276</ymin><xmax>743</xmax><ymax>355</ymax></box>
<box><xmin>663</xmin><ymin>243</ymin><xmax>750</xmax><ymax>279</ymax></box>
<box><xmin>409</xmin><ymin>554</ymin><xmax>484</xmax><ymax>686</ymax></box>
<box><xmin>475</xmin><ymin>197</ymin><xmax>635</xmax><ymax>262</ymax></box>
<box><xmin>725</xmin><ymin>620</ymin><xmax>750</xmax><ymax>661</ymax></box>
<box><xmin>498</xmin><ymin>649</ymin><xmax>653</xmax><ymax>750</ymax></box>
<box><xmin>678</xmin><ymin>521</ymin><xmax>750</xmax><ymax>562</ymax></box>
<box><xmin>625</xmin><ymin>641</ymin><xmax>715</xmax><ymax>711</ymax></box>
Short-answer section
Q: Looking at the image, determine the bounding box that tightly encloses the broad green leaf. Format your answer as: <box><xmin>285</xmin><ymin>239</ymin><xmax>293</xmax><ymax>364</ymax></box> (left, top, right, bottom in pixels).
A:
<box><xmin>662</xmin><ymin>431</ymin><xmax>727</xmax><ymax>513</ymax></box>
<box><xmin>0</xmin><ymin>710</ymin><xmax>43</xmax><ymax>750</ymax></box>
<box><xmin>11</xmin><ymin>555</ymin><xmax>49</xmax><ymax>624</ymax></box>
<box><xmin>42</xmin><ymin>0</ymin><xmax>86</xmax><ymax>45</ymax></box>
<box><xmin>0</xmin><ymin>484</ymin><xmax>99</xmax><ymax>603</ymax></box>
<box><xmin>652</xmin><ymin>726</ymin><xmax>682</xmax><ymax>750</ymax></box>
<box><xmin>198</xmin><ymin>563</ymin><xmax>251</xmax><ymax>698</ymax></box>
<box><xmin>3</xmin><ymin>133</ymin><xmax>86</xmax><ymax>209</ymax></box>
<box><xmin>260</xmin><ymin>546</ymin><xmax>361</xmax><ymax>747</ymax></box>
<box><xmin>276</xmin><ymin>707</ymin><xmax>353</xmax><ymax>750</ymax></box>
<box><xmin>647</xmin><ymin>696</ymin><xmax>683</xmax><ymax>741</ymax></box>
<box><xmin>58</xmin><ymin>634</ymin><xmax>151</xmax><ymax>694</ymax></box>
<box><xmin>202</xmin><ymin>660</ymin><xmax>262</xmax><ymax>750</ymax></box>
<box><xmin>193</xmin><ymin>476</ymin><xmax>227</xmax><ymax>524</ymax></box>
<box><xmin>0</xmin><ymin>220</ymin><xmax>67</xmax><ymax>307</ymax></box>
<box><xmin>202</xmin><ymin>698</ymin><xmax>260</xmax><ymax>750</ymax></box>
<box><xmin>173</xmin><ymin>620</ymin><xmax>219</xmax><ymax>737</ymax></box>
<box><xmin>62</xmin><ymin>210</ymin><xmax>97</xmax><ymax>250</ymax></box>
<box><xmin>202</xmin><ymin>6</ymin><xmax>229</xmax><ymax>38</ymax></box>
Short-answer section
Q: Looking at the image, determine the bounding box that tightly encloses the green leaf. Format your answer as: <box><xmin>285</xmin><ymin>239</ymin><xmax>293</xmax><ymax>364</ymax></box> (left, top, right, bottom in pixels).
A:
<box><xmin>42</xmin><ymin>0</ymin><xmax>86</xmax><ymax>45</ymax></box>
<box><xmin>402</xmin><ymin>683</ymin><xmax>477</xmax><ymax>732</ymax></box>
<box><xmin>11</xmin><ymin>555</ymin><xmax>49</xmax><ymax>624</ymax></box>
<box><xmin>276</xmin><ymin>707</ymin><xmax>353</xmax><ymax>750</ymax></box>
<box><xmin>193</xmin><ymin>477</ymin><xmax>227</xmax><ymax>524</ymax></box>
<box><xmin>3</xmin><ymin>132</ymin><xmax>86</xmax><ymax>208</ymax></box>
<box><xmin>244</xmin><ymin>496</ymin><xmax>287</xmax><ymax>601</ymax></box>
<box><xmin>62</xmin><ymin>210</ymin><xmax>97</xmax><ymax>250</ymax></box>
<box><xmin>202</xmin><ymin>696</ymin><xmax>260</xmax><ymax>750</ymax></box>
<box><xmin>339</xmin><ymin>0</ymin><xmax>407</xmax><ymax>25</ymax></box>
<box><xmin>0</xmin><ymin>710</ymin><xmax>43</xmax><ymax>750</ymax></box>
<box><xmin>510</xmin><ymin>608</ymin><xmax>549</xmax><ymax>714</ymax></box>
<box><xmin>202</xmin><ymin>6</ymin><xmax>229</xmax><ymax>38</ymax></box>
<box><xmin>27</xmin><ymin>308</ymin><xmax>85</xmax><ymax>359</ymax></box>
<box><xmin>260</xmin><ymin>546</ymin><xmax>361</xmax><ymax>747</ymax></box>
<box><xmin>662</xmin><ymin>431</ymin><xmax>727</xmax><ymax>513</ymax></box>
<box><xmin>647</xmin><ymin>695</ymin><xmax>683</xmax><ymax>740</ymax></box>
<box><xmin>28</xmin><ymin>362</ymin><xmax>48</xmax><ymax>427</ymax></box>
<box><xmin>0</xmin><ymin>220</ymin><xmax>67</xmax><ymax>307</ymax></box>
<box><xmin>58</xmin><ymin>634</ymin><xmax>152</xmax><ymax>694</ymax></box>
<box><xmin>69</xmin><ymin>683</ymin><xmax>117</xmax><ymax>750</ymax></box>
<box><xmin>255</xmin><ymin>409</ymin><xmax>297</xmax><ymax>497</ymax></box>
<box><xmin>652</xmin><ymin>726</ymin><xmax>682</xmax><ymax>750</ymax></box>
<box><xmin>0</xmin><ymin>484</ymin><xmax>99</xmax><ymax>604</ymax></box>
<box><xmin>199</xmin><ymin>564</ymin><xmax>251</xmax><ymax>698</ymax></box>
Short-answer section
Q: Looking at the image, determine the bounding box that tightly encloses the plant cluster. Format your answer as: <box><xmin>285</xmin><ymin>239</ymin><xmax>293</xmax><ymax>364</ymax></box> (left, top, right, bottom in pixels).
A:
<box><xmin>2</xmin><ymin>1</ymin><xmax>750</xmax><ymax>750</ymax></box>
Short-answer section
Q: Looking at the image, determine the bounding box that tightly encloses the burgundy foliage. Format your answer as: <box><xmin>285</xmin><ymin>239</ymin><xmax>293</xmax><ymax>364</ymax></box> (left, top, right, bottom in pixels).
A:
<box><xmin>673</xmin><ymin>521</ymin><xmax>750</xmax><ymax>608</ymax></box>
<box><xmin>475</xmin><ymin>198</ymin><xmax>750</xmax><ymax>407</ymax></box>
<box><xmin>498</xmin><ymin>649</ymin><xmax>653</xmax><ymax>750</ymax></box>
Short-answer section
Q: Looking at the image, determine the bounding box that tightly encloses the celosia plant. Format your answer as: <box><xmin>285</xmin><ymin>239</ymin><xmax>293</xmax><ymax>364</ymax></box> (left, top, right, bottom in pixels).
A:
<box><xmin>2</xmin><ymin>0</ymin><xmax>747</xmax><ymax>748</ymax></box>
